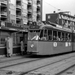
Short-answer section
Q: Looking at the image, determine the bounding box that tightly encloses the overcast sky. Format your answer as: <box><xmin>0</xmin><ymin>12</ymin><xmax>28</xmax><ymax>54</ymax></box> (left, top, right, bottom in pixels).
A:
<box><xmin>43</xmin><ymin>0</ymin><xmax>75</xmax><ymax>20</ymax></box>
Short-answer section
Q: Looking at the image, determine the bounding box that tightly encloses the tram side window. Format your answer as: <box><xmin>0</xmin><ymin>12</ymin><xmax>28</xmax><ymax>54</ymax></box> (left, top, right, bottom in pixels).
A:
<box><xmin>40</xmin><ymin>30</ymin><xmax>47</xmax><ymax>41</ymax></box>
<box><xmin>39</xmin><ymin>30</ymin><xmax>43</xmax><ymax>40</ymax></box>
<box><xmin>67</xmin><ymin>33</ymin><xmax>71</xmax><ymax>41</ymax></box>
<box><xmin>62</xmin><ymin>33</ymin><xmax>65</xmax><ymax>41</ymax></box>
<box><xmin>43</xmin><ymin>29</ymin><xmax>48</xmax><ymax>40</ymax></box>
<box><xmin>57</xmin><ymin>32</ymin><xmax>61</xmax><ymax>41</ymax></box>
<box><xmin>48</xmin><ymin>30</ymin><xmax>52</xmax><ymax>41</ymax></box>
<box><xmin>53</xmin><ymin>31</ymin><xmax>57</xmax><ymax>41</ymax></box>
<box><xmin>65</xmin><ymin>33</ymin><xmax>71</xmax><ymax>41</ymax></box>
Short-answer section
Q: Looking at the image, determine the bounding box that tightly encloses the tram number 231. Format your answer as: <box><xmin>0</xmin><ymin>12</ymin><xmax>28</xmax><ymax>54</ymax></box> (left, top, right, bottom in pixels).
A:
<box><xmin>53</xmin><ymin>42</ymin><xmax>57</xmax><ymax>47</ymax></box>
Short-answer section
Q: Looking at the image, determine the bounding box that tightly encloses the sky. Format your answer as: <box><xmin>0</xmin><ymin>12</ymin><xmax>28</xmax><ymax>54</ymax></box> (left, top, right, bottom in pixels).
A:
<box><xmin>43</xmin><ymin>0</ymin><xmax>75</xmax><ymax>20</ymax></box>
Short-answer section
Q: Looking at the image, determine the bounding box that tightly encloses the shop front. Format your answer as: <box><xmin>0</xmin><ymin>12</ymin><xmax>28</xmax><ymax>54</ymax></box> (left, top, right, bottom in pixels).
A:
<box><xmin>0</xmin><ymin>21</ymin><xmax>28</xmax><ymax>57</ymax></box>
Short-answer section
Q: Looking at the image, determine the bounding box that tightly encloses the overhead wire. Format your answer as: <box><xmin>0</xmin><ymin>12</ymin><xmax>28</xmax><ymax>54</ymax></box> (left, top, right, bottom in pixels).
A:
<box><xmin>43</xmin><ymin>1</ymin><xmax>62</xmax><ymax>11</ymax></box>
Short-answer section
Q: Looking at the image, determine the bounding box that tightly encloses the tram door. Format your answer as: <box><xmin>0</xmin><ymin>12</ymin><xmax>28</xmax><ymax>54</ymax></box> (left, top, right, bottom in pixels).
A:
<box><xmin>6</xmin><ymin>37</ymin><xmax>13</xmax><ymax>57</ymax></box>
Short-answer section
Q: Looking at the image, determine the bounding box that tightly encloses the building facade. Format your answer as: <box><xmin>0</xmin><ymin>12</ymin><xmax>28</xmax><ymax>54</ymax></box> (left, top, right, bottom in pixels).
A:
<box><xmin>0</xmin><ymin>0</ymin><xmax>42</xmax><ymax>56</ymax></box>
<box><xmin>0</xmin><ymin>0</ymin><xmax>42</xmax><ymax>24</ymax></box>
<box><xmin>46</xmin><ymin>12</ymin><xmax>75</xmax><ymax>29</ymax></box>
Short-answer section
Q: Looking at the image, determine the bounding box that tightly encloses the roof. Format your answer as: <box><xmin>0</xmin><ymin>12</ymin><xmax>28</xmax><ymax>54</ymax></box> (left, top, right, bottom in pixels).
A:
<box><xmin>40</xmin><ymin>23</ymin><xmax>72</xmax><ymax>33</ymax></box>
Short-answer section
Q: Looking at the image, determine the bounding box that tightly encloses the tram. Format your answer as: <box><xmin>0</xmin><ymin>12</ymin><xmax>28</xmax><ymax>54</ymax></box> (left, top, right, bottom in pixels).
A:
<box><xmin>27</xmin><ymin>22</ymin><xmax>75</xmax><ymax>55</ymax></box>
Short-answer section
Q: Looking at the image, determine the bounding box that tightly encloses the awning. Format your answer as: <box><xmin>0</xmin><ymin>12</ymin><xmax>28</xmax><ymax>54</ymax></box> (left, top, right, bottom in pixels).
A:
<box><xmin>0</xmin><ymin>21</ymin><xmax>28</xmax><ymax>33</ymax></box>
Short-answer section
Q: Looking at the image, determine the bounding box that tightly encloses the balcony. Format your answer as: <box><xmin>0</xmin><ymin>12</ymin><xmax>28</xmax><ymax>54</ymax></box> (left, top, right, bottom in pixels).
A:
<box><xmin>37</xmin><ymin>12</ymin><xmax>41</xmax><ymax>15</ymax></box>
<box><xmin>1</xmin><ymin>11</ymin><xmax>7</xmax><ymax>16</ymax></box>
<box><xmin>28</xmin><ymin>0</ymin><xmax>32</xmax><ymax>4</ymax></box>
<box><xmin>16</xmin><ymin>8</ymin><xmax>21</xmax><ymax>12</ymax></box>
<box><xmin>28</xmin><ymin>9</ymin><xmax>32</xmax><ymax>13</ymax></box>
<box><xmin>37</xmin><ymin>0</ymin><xmax>40</xmax><ymax>4</ymax></box>
<box><xmin>16</xmin><ymin>0</ymin><xmax>21</xmax><ymax>2</ymax></box>
<box><xmin>37</xmin><ymin>4</ymin><xmax>41</xmax><ymax>7</ymax></box>
<box><xmin>16</xmin><ymin>15</ymin><xmax>21</xmax><ymax>19</ymax></box>
<box><xmin>1</xmin><ymin>16</ymin><xmax>7</xmax><ymax>22</ymax></box>
<box><xmin>16</xmin><ymin>18</ymin><xmax>22</xmax><ymax>24</ymax></box>
<box><xmin>28</xmin><ymin>18</ymin><xmax>32</xmax><ymax>22</ymax></box>
<box><xmin>1</xmin><ymin>3</ymin><xmax>7</xmax><ymax>7</ymax></box>
<box><xmin>1</xmin><ymin>0</ymin><xmax>7</xmax><ymax>5</ymax></box>
<box><xmin>16</xmin><ymin>5</ymin><xmax>21</xmax><ymax>9</ymax></box>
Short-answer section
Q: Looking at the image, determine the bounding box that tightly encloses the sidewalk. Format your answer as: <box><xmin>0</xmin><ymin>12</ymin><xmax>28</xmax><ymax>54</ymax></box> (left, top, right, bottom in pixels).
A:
<box><xmin>0</xmin><ymin>54</ymin><xmax>23</xmax><ymax>63</ymax></box>
<box><xmin>0</xmin><ymin>55</ymin><xmax>23</xmax><ymax>75</ymax></box>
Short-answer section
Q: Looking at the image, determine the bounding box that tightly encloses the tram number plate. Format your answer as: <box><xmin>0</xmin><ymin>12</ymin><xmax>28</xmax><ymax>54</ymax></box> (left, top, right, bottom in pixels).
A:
<box><xmin>53</xmin><ymin>42</ymin><xmax>57</xmax><ymax>47</ymax></box>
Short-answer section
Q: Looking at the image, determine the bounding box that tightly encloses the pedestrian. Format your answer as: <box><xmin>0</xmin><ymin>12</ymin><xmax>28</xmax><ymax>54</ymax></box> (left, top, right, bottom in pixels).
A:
<box><xmin>21</xmin><ymin>40</ymin><xmax>24</xmax><ymax>55</ymax></box>
<box><xmin>5</xmin><ymin>37</ymin><xmax>12</xmax><ymax>57</ymax></box>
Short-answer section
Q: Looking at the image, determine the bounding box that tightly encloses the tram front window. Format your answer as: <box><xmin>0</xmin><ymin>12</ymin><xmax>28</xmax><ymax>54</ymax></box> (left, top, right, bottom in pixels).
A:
<box><xmin>28</xmin><ymin>30</ymin><xmax>40</xmax><ymax>41</ymax></box>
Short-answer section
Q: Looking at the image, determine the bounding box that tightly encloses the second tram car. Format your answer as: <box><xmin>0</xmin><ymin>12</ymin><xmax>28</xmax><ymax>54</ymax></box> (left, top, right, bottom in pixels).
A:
<box><xmin>27</xmin><ymin>23</ymin><xmax>74</xmax><ymax>55</ymax></box>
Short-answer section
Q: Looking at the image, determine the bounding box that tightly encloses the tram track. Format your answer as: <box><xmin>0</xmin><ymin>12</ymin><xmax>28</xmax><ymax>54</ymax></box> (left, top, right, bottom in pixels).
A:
<box><xmin>0</xmin><ymin>52</ymin><xmax>75</xmax><ymax>75</ymax></box>
<box><xmin>0</xmin><ymin>55</ymin><xmax>43</xmax><ymax>69</ymax></box>
<box><xmin>17</xmin><ymin>53</ymin><xmax>75</xmax><ymax>75</ymax></box>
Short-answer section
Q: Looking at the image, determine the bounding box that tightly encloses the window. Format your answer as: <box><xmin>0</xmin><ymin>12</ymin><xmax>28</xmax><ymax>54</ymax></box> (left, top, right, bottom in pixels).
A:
<box><xmin>67</xmin><ymin>33</ymin><xmax>71</xmax><ymax>41</ymax></box>
<box><xmin>28</xmin><ymin>30</ymin><xmax>40</xmax><ymax>41</ymax></box>
<box><xmin>12</xmin><ymin>33</ymin><xmax>16</xmax><ymax>45</ymax></box>
<box><xmin>62</xmin><ymin>33</ymin><xmax>65</xmax><ymax>41</ymax></box>
<box><xmin>16</xmin><ymin>33</ymin><xmax>22</xmax><ymax>44</ymax></box>
<box><xmin>43</xmin><ymin>29</ymin><xmax>48</xmax><ymax>40</ymax></box>
<box><xmin>0</xmin><ymin>32</ymin><xmax>9</xmax><ymax>45</ymax></box>
<box><xmin>40</xmin><ymin>30</ymin><xmax>43</xmax><ymax>39</ymax></box>
<box><xmin>53</xmin><ymin>31</ymin><xmax>57</xmax><ymax>41</ymax></box>
<box><xmin>57</xmin><ymin>32</ymin><xmax>61</xmax><ymax>41</ymax></box>
<box><xmin>48</xmin><ymin>30</ymin><xmax>52</xmax><ymax>41</ymax></box>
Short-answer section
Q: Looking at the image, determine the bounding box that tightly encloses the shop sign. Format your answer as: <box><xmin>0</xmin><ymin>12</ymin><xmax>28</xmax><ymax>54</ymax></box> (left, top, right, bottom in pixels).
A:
<box><xmin>5</xmin><ymin>22</ymin><xmax>28</xmax><ymax>30</ymax></box>
<box><xmin>0</xmin><ymin>21</ymin><xmax>28</xmax><ymax>32</ymax></box>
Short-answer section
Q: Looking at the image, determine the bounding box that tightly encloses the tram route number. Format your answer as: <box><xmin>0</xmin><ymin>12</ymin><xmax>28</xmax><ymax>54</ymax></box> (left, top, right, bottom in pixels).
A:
<box><xmin>65</xmin><ymin>42</ymin><xmax>71</xmax><ymax>47</ymax></box>
<box><xmin>68</xmin><ymin>42</ymin><xmax>71</xmax><ymax>46</ymax></box>
<box><xmin>65</xmin><ymin>42</ymin><xmax>68</xmax><ymax>47</ymax></box>
<box><xmin>53</xmin><ymin>42</ymin><xmax>57</xmax><ymax>47</ymax></box>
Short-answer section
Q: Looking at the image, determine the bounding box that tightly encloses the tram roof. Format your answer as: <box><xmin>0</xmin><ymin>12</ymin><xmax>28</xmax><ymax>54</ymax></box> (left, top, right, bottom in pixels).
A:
<box><xmin>40</xmin><ymin>24</ymin><xmax>72</xmax><ymax>33</ymax></box>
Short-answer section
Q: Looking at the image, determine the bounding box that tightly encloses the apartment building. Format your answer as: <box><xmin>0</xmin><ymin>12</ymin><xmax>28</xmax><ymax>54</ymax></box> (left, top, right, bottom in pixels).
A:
<box><xmin>46</xmin><ymin>12</ymin><xmax>75</xmax><ymax>29</ymax></box>
<box><xmin>0</xmin><ymin>0</ymin><xmax>8</xmax><ymax>22</ymax></box>
<box><xmin>16</xmin><ymin>0</ymin><xmax>42</xmax><ymax>25</ymax></box>
<box><xmin>0</xmin><ymin>0</ymin><xmax>42</xmax><ymax>24</ymax></box>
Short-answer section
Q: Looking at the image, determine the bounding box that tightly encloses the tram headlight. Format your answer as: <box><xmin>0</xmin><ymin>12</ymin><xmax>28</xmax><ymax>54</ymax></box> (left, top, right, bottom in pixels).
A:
<box><xmin>31</xmin><ymin>44</ymin><xmax>34</xmax><ymax>48</ymax></box>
